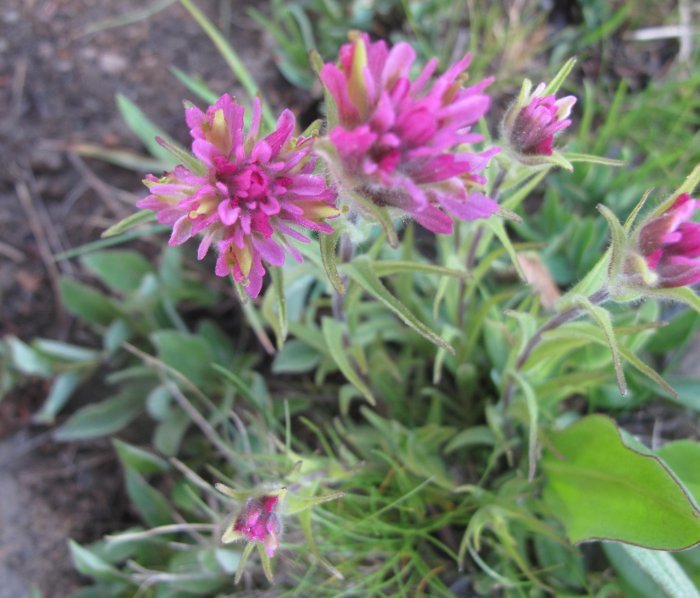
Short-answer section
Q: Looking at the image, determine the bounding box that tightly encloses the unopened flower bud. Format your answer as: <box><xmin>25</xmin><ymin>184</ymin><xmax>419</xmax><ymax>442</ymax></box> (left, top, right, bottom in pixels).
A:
<box><xmin>502</xmin><ymin>80</ymin><xmax>576</xmax><ymax>166</ymax></box>
<box><xmin>230</xmin><ymin>494</ymin><xmax>283</xmax><ymax>557</ymax></box>
<box><xmin>633</xmin><ymin>193</ymin><xmax>700</xmax><ymax>288</ymax></box>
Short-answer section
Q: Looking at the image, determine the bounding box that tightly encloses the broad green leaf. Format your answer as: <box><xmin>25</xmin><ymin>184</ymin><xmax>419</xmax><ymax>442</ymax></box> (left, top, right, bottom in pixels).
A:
<box><xmin>657</xmin><ymin>440</ymin><xmax>700</xmax><ymax>502</ymax></box>
<box><xmin>68</xmin><ymin>540</ymin><xmax>123</xmax><ymax>582</ymax></box>
<box><xmin>153</xmin><ymin>409</ymin><xmax>190</xmax><ymax>456</ymax></box>
<box><xmin>321</xmin><ymin>317</ymin><xmax>375</xmax><ymax>405</ymax></box>
<box><xmin>151</xmin><ymin>330</ymin><xmax>218</xmax><ymax>388</ymax></box>
<box><xmin>101</xmin><ymin>210</ymin><xmax>155</xmax><ymax>238</ymax></box>
<box><xmin>82</xmin><ymin>250</ymin><xmax>153</xmax><ymax>293</ymax></box>
<box><xmin>54</xmin><ymin>391</ymin><xmax>143</xmax><ymax>440</ymax></box>
<box><xmin>124</xmin><ymin>468</ymin><xmax>173</xmax><ymax>527</ymax></box>
<box><xmin>542</xmin><ymin>415</ymin><xmax>700</xmax><ymax>549</ymax></box>
<box><xmin>113</xmin><ymin>439</ymin><xmax>169</xmax><ymax>474</ymax></box>
<box><xmin>60</xmin><ymin>278</ymin><xmax>120</xmax><ymax>325</ymax></box>
<box><xmin>272</xmin><ymin>340</ymin><xmax>320</xmax><ymax>374</ymax></box>
<box><xmin>343</xmin><ymin>256</ymin><xmax>453</xmax><ymax>354</ymax></box>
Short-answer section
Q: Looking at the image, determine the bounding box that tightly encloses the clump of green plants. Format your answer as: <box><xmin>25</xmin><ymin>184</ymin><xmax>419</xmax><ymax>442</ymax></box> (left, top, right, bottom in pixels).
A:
<box><xmin>5</xmin><ymin>1</ymin><xmax>700</xmax><ymax>596</ymax></box>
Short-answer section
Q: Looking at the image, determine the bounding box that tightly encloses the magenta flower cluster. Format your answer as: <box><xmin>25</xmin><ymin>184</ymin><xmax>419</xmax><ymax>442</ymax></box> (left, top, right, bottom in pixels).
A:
<box><xmin>638</xmin><ymin>193</ymin><xmax>700</xmax><ymax>288</ymax></box>
<box><xmin>139</xmin><ymin>94</ymin><xmax>338</xmax><ymax>297</ymax></box>
<box><xmin>231</xmin><ymin>494</ymin><xmax>282</xmax><ymax>557</ymax></box>
<box><xmin>319</xmin><ymin>33</ymin><xmax>500</xmax><ymax>235</ymax></box>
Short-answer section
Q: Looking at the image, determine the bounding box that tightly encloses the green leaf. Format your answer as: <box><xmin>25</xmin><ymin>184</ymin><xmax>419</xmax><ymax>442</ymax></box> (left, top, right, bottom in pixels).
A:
<box><xmin>319</xmin><ymin>226</ymin><xmax>345</xmax><ymax>294</ymax></box>
<box><xmin>542</xmin><ymin>415</ymin><xmax>700</xmax><ymax>550</ymax></box>
<box><xmin>485</xmin><ymin>219</ymin><xmax>526</xmax><ymax>280</ymax></box>
<box><xmin>6</xmin><ymin>336</ymin><xmax>51</xmax><ymax>376</ymax></box>
<box><xmin>113</xmin><ymin>439</ymin><xmax>169</xmax><ymax>474</ymax></box>
<box><xmin>573</xmin><ymin>295</ymin><xmax>627</xmax><ymax>395</ymax></box>
<box><xmin>124</xmin><ymin>468</ymin><xmax>173</xmax><ymax>527</ymax></box>
<box><xmin>543</xmin><ymin>57</ymin><xmax>576</xmax><ymax>95</ymax></box>
<box><xmin>179</xmin><ymin>0</ymin><xmax>275</xmax><ymax>129</ymax></box>
<box><xmin>269</xmin><ymin>266</ymin><xmax>287</xmax><ymax>349</ymax></box>
<box><xmin>321</xmin><ymin>317</ymin><xmax>375</xmax><ymax>405</ymax></box>
<box><xmin>373</xmin><ymin>260</ymin><xmax>469</xmax><ymax>279</ymax></box>
<box><xmin>151</xmin><ymin>330</ymin><xmax>218</xmax><ymax>388</ymax></box>
<box><xmin>34</xmin><ymin>372</ymin><xmax>83</xmax><ymax>423</ymax></box>
<box><xmin>54</xmin><ymin>391</ymin><xmax>143</xmax><ymax>440</ymax></box>
<box><xmin>170</xmin><ymin>67</ymin><xmax>219</xmax><ymax>103</ymax></box>
<box><xmin>101</xmin><ymin>210</ymin><xmax>155</xmax><ymax>238</ymax></box>
<box><xmin>564</xmin><ymin>152</ymin><xmax>625</xmax><ymax>167</ymax></box>
<box><xmin>68</xmin><ymin>540</ymin><xmax>123</xmax><ymax>582</ymax></box>
<box><xmin>619</xmin><ymin>545</ymin><xmax>699</xmax><ymax>598</ymax></box>
<box><xmin>343</xmin><ymin>256</ymin><xmax>453</xmax><ymax>354</ymax></box>
<box><xmin>60</xmin><ymin>278</ymin><xmax>120</xmax><ymax>325</ymax></box>
<box><xmin>598</xmin><ymin>204</ymin><xmax>627</xmax><ymax>292</ymax></box>
<box><xmin>68</xmin><ymin>142</ymin><xmax>167</xmax><ymax>172</ymax></box>
<box><xmin>657</xmin><ymin>440</ymin><xmax>700</xmax><ymax>502</ymax></box>
<box><xmin>82</xmin><ymin>250</ymin><xmax>153</xmax><ymax>293</ymax></box>
<box><xmin>115</xmin><ymin>93</ymin><xmax>177</xmax><ymax>164</ymax></box>
<box><xmin>272</xmin><ymin>340</ymin><xmax>320</xmax><ymax>374</ymax></box>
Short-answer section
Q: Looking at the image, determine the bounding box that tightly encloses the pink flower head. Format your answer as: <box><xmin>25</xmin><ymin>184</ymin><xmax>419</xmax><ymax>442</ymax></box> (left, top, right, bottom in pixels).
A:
<box><xmin>509</xmin><ymin>83</ymin><xmax>576</xmax><ymax>156</ymax></box>
<box><xmin>232</xmin><ymin>495</ymin><xmax>282</xmax><ymax>557</ymax></box>
<box><xmin>139</xmin><ymin>94</ymin><xmax>338</xmax><ymax>297</ymax></box>
<box><xmin>637</xmin><ymin>193</ymin><xmax>700</xmax><ymax>288</ymax></box>
<box><xmin>318</xmin><ymin>33</ymin><xmax>500</xmax><ymax>235</ymax></box>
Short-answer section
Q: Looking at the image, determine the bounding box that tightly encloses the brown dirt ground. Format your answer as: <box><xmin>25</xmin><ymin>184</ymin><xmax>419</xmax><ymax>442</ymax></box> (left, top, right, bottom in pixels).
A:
<box><xmin>0</xmin><ymin>1</ymin><xmax>310</xmax><ymax>595</ymax></box>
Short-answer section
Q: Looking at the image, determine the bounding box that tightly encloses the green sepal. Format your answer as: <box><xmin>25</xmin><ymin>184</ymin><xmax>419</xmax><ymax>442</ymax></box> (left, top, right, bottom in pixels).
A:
<box><xmin>597</xmin><ymin>204</ymin><xmax>628</xmax><ymax>290</ymax></box>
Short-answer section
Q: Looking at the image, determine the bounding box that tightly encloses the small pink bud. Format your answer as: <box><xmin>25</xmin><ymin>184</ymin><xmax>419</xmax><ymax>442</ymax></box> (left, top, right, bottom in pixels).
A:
<box><xmin>507</xmin><ymin>83</ymin><xmax>576</xmax><ymax>157</ymax></box>
<box><xmin>232</xmin><ymin>494</ymin><xmax>282</xmax><ymax>557</ymax></box>
<box><xmin>636</xmin><ymin>193</ymin><xmax>700</xmax><ymax>288</ymax></box>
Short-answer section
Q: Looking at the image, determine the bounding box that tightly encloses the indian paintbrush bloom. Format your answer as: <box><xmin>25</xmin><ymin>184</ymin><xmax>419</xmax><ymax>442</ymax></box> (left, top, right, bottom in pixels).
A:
<box><xmin>634</xmin><ymin>193</ymin><xmax>700</xmax><ymax>288</ymax></box>
<box><xmin>317</xmin><ymin>32</ymin><xmax>500</xmax><ymax>236</ymax></box>
<box><xmin>502</xmin><ymin>79</ymin><xmax>576</xmax><ymax>164</ymax></box>
<box><xmin>139</xmin><ymin>94</ymin><xmax>339</xmax><ymax>298</ymax></box>
<box><xmin>225</xmin><ymin>493</ymin><xmax>283</xmax><ymax>557</ymax></box>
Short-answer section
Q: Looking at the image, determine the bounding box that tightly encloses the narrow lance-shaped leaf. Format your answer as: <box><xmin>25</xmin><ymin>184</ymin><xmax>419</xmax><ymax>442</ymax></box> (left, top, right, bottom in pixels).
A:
<box><xmin>269</xmin><ymin>266</ymin><xmax>287</xmax><ymax>349</ymax></box>
<box><xmin>573</xmin><ymin>295</ymin><xmax>627</xmax><ymax>396</ymax></box>
<box><xmin>343</xmin><ymin>256</ymin><xmax>454</xmax><ymax>354</ymax></box>
<box><xmin>321</xmin><ymin>317</ymin><xmax>375</xmax><ymax>405</ymax></box>
<box><xmin>101</xmin><ymin>210</ymin><xmax>155</xmax><ymax>238</ymax></box>
<box><xmin>542</xmin><ymin>415</ymin><xmax>700</xmax><ymax>550</ymax></box>
<box><xmin>598</xmin><ymin>204</ymin><xmax>628</xmax><ymax>288</ymax></box>
<box><xmin>543</xmin><ymin>57</ymin><xmax>577</xmax><ymax>95</ymax></box>
<box><xmin>319</xmin><ymin>226</ymin><xmax>345</xmax><ymax>294</ymax></box>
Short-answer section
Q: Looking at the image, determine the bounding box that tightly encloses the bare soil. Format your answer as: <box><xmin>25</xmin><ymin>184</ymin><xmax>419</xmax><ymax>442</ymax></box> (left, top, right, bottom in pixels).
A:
<box><xmin>0</xmin><ymin>1</ymin><xmax>308</xmax><ymax>595</ymax></box>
